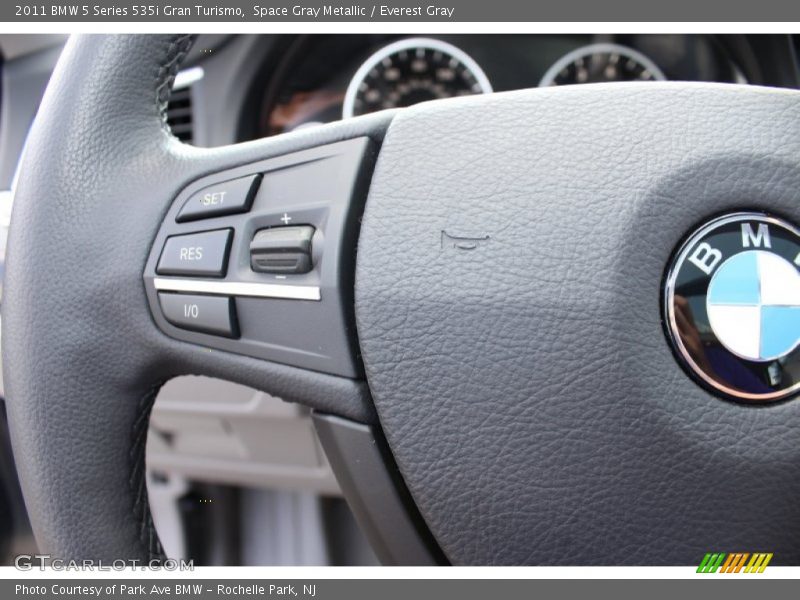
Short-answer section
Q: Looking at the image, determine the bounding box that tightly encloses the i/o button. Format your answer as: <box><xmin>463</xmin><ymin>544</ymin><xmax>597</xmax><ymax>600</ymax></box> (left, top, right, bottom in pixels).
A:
<box><xmin>158</xmin><ymin>292</ymin><xmax>238</xmax><ymax>338</ymax></box>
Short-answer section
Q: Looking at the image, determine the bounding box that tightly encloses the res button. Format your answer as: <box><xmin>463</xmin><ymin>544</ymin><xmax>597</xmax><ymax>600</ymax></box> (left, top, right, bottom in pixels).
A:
<box><xmin>158</xmin><ymin>293</ymin><xmax>238</xmax><ymax>338</ymax></box>
<box><xmin>156</xmin><ymin>229</ymin><xmax>232</xmax><ymax>277</ymax></box>
<box><xmin>176</xmin><ymin>174</ymin><xmax>260</xmax><ymax>222</ymax></box>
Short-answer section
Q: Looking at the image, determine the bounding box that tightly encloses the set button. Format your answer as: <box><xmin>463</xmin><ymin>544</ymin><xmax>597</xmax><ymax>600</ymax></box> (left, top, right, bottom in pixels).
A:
<box><xmin>176</xmin><ymin>174</ymin><xmax>260</xmax><ymax>222</ymax></box>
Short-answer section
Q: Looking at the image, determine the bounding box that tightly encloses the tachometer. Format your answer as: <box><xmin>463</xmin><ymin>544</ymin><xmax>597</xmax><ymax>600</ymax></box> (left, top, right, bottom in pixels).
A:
<box><xmin>539</xmin><ymin>43</ymin><xmax>666</xmax><ymax>87</ymax></box>
<box><xmin>342</xmin><ymin>38</ymin><xmax>492</xmax><ymax>118</ymax></box>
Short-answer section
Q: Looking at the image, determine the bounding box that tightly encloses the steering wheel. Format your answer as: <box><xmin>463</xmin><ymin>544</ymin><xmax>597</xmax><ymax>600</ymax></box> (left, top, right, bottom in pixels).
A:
<box><xmin>4</xmin><ymin>35</ymin><xmax>800</xmax><ymax>565</ymax></box>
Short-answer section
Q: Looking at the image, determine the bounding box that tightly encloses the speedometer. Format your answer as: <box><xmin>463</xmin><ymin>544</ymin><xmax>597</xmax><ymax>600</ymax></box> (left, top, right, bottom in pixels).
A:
<box><xmin>342</xmin><ymin>38</ymin><xmax>492</xmax><ymax>119</ymax></box>
<box><xmin>539</xmin><ymin>43</ymin><xmax>667</xmax><ymax>87</ymax></box>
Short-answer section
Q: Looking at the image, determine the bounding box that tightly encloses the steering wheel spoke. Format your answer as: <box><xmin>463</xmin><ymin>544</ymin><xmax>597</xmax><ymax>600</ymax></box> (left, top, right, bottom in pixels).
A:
<box><xmin>145</xmin><ymin>136</ymin><xmax>375</xmax><ymax>379</ymax></box>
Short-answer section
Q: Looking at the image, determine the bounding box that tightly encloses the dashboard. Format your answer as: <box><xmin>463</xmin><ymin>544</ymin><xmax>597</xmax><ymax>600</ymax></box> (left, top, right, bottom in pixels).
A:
<box><xmin>242</xmin><ymin>34</ymin><xmax>798</xmax><ymax>140</ymax></box>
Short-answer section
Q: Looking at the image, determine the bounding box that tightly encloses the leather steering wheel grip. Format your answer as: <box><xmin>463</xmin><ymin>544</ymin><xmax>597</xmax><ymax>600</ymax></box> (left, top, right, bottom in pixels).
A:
<box><xmin>2</xmin><ymin>34</ymin><xmax>194</xmax><ymax>562</ymax></box>
<box><xmin>1</xmin><ymin>35</ymin><xmax>387</xmax><ymax>560</ymax></box>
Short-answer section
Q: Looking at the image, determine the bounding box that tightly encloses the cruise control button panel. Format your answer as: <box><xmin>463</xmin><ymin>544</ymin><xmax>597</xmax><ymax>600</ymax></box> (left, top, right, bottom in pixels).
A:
<box><xmin>144</xmin><ymin>137</ymin><xmax>376</xmax><ymax>377</ymax></box>
<box><xmin>176</xmin><ymin>174</ymin><xmax>260</xmax><ymax>222</ymax></box>
<box><xmin>156</xmin><ymin>229</ymin><xmax>232</xmax><ymax>277</ymax></box>
<box><xmin>250</xmin><ymin>225</ymin><xmax>315</xmax><ymax>274</ymax></box>
<box><xmin>158</xmin><ymin>293</ymin><xmax>238</xmax><ymax>338</ymax></box>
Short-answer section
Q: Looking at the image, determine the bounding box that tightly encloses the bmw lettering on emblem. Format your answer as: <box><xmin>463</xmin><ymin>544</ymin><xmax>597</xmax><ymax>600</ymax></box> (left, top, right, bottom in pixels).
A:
<box><xmin>665</xmin><ymin>212</ymin><xmax>800</xmax><ymax>402</ymax></box>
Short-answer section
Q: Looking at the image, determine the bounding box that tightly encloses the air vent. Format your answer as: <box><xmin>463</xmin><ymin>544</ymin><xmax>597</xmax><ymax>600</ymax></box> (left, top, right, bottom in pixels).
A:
<box><xmin>166</xmin><ymin>86</ymin><xmax>193</xmax><ymax>143</ymax></box>
<box><xmin>166</xmin><ymin>67</ymin><xmax>203</xmax><ymax>144</ymax></box>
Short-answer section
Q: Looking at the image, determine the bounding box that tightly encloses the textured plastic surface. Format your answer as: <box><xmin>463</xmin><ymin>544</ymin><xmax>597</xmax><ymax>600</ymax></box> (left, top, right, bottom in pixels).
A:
<box><xmin>312</xmin><ymin>413</ymin><xmax>441</xmax><ymax>565</ymax></box>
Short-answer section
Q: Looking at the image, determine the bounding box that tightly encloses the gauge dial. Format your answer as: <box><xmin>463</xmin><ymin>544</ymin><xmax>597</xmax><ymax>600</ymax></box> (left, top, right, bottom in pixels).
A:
<box><xmin>539</xmin><ymin>43</ymin><xmax>667</xmax><ymax>87</ymax></box>
<box><xmin>342</xmin><ymin>38</ymin><xmax>492</xmax><ymax>118</ymax></box>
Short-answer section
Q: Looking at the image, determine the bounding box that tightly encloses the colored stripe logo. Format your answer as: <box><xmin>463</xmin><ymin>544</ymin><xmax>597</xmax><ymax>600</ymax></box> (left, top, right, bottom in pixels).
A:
<box><xmin>697</xmin><ymin>552</ymin><xmax>773</xmax><ymax>573</ymax></box>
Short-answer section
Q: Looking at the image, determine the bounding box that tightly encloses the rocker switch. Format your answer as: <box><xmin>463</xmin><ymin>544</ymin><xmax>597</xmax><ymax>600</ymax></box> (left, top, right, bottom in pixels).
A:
<box><xmin>250</xmin><ymin>226</ymin><xmax>315</xmax><ymax>275</ymax></box>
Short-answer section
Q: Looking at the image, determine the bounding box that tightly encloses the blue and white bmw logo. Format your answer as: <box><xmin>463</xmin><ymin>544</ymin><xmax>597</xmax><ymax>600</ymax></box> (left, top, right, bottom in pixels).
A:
<box><xmin>665</xmin><ymin>212</ymin><xmax>800</xmax><ymax>402</ymax></box>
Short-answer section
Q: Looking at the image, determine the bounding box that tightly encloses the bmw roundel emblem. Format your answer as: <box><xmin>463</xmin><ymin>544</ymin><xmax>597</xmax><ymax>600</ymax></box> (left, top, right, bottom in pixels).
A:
<box><xmin>664</xmin><ymin>212</ymin><xmax>800</xmax><ymax>402</ymax></box>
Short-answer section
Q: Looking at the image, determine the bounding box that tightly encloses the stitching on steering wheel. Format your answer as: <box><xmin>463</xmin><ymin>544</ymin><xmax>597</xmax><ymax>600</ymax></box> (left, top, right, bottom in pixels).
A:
<box><xmin>129</xmin><ymin>380</ymin><xmax>167</xmax><ymax>562</ymax></box>
<box><xmin>156</xmin><ymin>34</ymin><xmax>195</xmax><ymax>139</ymax></box>
<box><xmin>124</xmin><ymin>34</ymin><xmax>197</xmax><ymax>562</ymax></box>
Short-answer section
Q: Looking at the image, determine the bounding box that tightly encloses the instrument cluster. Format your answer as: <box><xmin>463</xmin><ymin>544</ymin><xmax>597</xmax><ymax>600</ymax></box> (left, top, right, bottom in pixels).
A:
<box><xmin>253</xmin><ymin>35</ymin><xmax>748</xmax><ymax>138</ymax></box>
